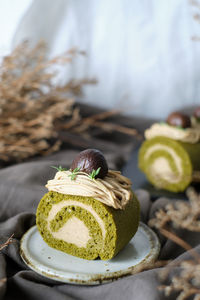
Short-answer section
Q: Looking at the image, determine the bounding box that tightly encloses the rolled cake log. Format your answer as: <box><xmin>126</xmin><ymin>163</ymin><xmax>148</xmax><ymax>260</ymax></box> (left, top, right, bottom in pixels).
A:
<box><xmin>36</xmin><ymin>191</ymin><xmax>140</xmax><ymax>260</ymax></box>
<box><xmin>138</xmin><ymin>136</ymin><xmax>200</xmax><ymax>192</ymax></box>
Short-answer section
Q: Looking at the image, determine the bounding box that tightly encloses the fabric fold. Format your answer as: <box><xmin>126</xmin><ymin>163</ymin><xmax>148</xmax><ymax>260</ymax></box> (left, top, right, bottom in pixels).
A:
<box><xmin>0</xmin><ymin>149</ymin><xmax>199</xmax><ymax>299</ymax></box>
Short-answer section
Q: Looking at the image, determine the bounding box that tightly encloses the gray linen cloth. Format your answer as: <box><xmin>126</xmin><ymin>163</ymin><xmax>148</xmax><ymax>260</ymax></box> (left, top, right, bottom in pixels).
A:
<box><xmin>0</xmin><ymin>150</ymin><xmax>199</xmax><ymax>300</ymax></box>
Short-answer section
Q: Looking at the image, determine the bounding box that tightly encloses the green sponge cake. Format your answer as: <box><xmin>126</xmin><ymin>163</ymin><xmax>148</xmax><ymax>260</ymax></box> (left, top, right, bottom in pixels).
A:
<box><xmin>36</xmin><ymin>191</ymin><xmax>139</xmax><ymax>260</ymax></box>
<box><xmin>36</xmin><ymin>149</ymin><xmax>140</xmax><ymax>260</ymax></box>
<box><xmin>139</xmin><ymin>110</ymin><xmax>200</xmax><ymax>192</ymax></box>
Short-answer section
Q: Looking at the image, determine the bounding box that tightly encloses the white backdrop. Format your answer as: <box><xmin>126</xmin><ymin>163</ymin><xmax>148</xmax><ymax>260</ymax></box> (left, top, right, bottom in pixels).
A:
<box><xmin>0</xmin><ymin>0</ymin><xmax>200</xmax><ymax>119</ymax></box>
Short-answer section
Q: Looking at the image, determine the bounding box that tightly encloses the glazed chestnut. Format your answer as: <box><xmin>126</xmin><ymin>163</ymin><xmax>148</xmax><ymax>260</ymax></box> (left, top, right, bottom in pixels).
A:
<box><xmin>70</xmin><ymin>149</ymin><xmax>108</xmax><ymax>179</ymax></box>
<box><xmin>193</xmin><ymin>107</ymin><xmax>200</xmax><ymax>121</ymax></box>
<box><xmin>166</xmin><ymin>112</ymin><xmax>191</xmax><ymax>128</ymax></box>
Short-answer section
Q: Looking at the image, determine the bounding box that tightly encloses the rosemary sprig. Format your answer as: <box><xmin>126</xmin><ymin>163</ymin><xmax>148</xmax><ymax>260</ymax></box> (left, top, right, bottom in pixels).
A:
<box><xmin>68</xmin><ymin>167</ymin><xmax>80</xmax><ymax>180</ymax></box>
<box><xmin>88</xmin><ymin>167</ymin><xmax>101</xmax><ymax>179</ymax></box>
<box><xmin>51</xmin><ymin>165</ymin><xmax>67</xmax><ymax>172</ymax></box>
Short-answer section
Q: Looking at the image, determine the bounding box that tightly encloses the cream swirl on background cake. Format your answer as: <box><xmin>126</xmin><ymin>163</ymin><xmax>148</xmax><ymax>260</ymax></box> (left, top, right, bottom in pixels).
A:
<box><xmin>145</xmin><ymin>123</ymin><xmax>200</xmax><ymax>144</ymax></box>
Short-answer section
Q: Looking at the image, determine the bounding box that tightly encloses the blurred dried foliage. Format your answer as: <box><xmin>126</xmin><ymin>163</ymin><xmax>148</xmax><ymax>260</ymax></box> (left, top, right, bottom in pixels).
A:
<box><xmin>0</xmin><ymin>234</ymin><xmax>14</xmax><ymax>251</ymax></box>
<box><xmin>191</xmin><ymin>0</ymin><xmax>200</xmax><ymax>40</ymax></box>
<box><xmin>0</xmin><ymin>42</ymin><xmax>87</xmax><ymax>162</ymax></box>
<box><xmin>0</xmin><ymin>235</ymin><xmax>13</xmax><ymax>286</ymax></box>
<box><xmin>149</xmin><ymin>187</ymin><xmax>200</xmax><ymax>232</ymax></box>
<box><xmin>0</xmin><ymin>42</ymin><xmax>138</xmax><ymax>163</ymax></box>
<box><xmin>0</xmin><ymin>278</ymin><xmax>6</xmax><ymax>285</ymax></box>
<box><xmin>149</xmin><ymin>187</ymin><xmax>200</xmax><ymax>299</ymax></box>
<box><xmin>159</xmin><ymin>260</ymin><xmax>200</xmax><ymax>300</ymax></box>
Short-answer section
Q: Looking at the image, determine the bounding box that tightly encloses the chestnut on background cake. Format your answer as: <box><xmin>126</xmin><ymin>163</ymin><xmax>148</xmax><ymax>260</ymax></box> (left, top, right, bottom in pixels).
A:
<box><xmin>36</xmin><ymin>149</ymin><xmax>140</xmax><ymax>260</ymax></box>
<box><xmin>167</xmin><ymin>111</ymin><xmax>191</xmax><ymax>128</ymax></box>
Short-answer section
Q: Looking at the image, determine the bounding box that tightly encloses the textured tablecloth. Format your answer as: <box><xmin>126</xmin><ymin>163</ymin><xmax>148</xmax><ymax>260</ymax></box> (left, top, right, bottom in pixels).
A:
<box><xmin>0</xmin><ymin>149</ymin><xmax>199</xmax><ymax>300</ymax></box>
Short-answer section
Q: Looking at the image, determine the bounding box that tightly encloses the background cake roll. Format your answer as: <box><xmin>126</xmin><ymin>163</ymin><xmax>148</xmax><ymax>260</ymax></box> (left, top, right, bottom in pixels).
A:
<box><xmin>36</xmin><ymin>191</ymin><xmax>140</xmax><ymax>260</ymax></box>
<box><xmin>139</xmin><ymin>136</ymin><xmax>200</xmax><ymax>192</ymax></box>
<box><xmin>139</xmin><ymin>110</ymin><xmax>200</xmax><ymax>193</ymax></box>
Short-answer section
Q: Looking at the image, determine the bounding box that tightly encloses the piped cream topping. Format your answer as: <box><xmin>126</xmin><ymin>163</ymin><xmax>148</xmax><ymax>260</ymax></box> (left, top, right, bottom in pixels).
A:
<box><xmin>145</xmin><ymin>123</ymin><xmax>200</xmax><ymax>143</ymax></box>
<box><xmin>46</xmin><ymin>170</ymin><xmax>132</xmax><ymax>209</ymax></box>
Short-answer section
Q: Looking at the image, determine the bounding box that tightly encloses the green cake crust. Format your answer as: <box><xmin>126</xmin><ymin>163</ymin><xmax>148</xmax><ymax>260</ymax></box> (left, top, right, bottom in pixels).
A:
<box><xmin>36</xmin><ymin>191</ymin><xmax>140</xmax><ymax>260</ymax></box>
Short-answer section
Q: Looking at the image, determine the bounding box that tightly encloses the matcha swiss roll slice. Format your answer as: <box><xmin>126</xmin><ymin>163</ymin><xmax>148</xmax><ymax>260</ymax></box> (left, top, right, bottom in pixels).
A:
<box><xmin>36</xmin><ymin>149</ymin><xmax>140</xmax><ymax>260</ymax></box>
<box><xmin>139</xmin><ymin>111</ymin><xmax>200</xmax><ymax>192</ymax></box>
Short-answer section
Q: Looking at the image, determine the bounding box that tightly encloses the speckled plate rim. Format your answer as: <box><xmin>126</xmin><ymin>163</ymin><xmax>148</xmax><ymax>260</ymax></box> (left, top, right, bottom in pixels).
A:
<box><xmin>20</xmin><ymin>222</ymin><xmax>160</xmax><ymax>285</ymax></box>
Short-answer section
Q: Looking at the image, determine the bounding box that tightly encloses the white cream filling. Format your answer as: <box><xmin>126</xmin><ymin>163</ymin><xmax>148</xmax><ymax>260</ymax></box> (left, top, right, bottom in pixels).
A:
<box><xmin>47</xmin><ymin>200</ymin><xmax>106</xmax><ymax>248</ymax></box>
<box><xmin>144</xmin><ymin>144</ymin><xmax>182</xmax><ymax>183</ymax></box>
<box><xmin>145</xmin><ymin>123</ymin><xmax>200</xmax><ymax>143</ymax></box>
<box><xmin>51</xmin><ymin>216</ymin><xmax>90</xmax><ymax>248</ymax></box>
<box><xmin>150</xmin><ymin>158</ymin><xmax>180</xmax><ymax>184</ymax></box>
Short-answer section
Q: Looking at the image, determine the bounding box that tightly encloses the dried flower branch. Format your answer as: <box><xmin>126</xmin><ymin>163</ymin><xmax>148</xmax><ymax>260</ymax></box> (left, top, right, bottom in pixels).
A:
<box><xmin>190</xmin><ymin>0</ymin><xmax>200</xmax><ymax>41</ymax></box>
<box><xmin>159</xmin><ymin>260</ymin><xmax>200</xmax><ymax>300</ymax></box>
<box><xmin>56</xmin><ymin>109</ymin><xmax>141</xmax><ymax>137</ymax></box>
<box><xmin>0</xmin><ymin>234</ymin><xmax>14</xmax><ymax>251</ymax></box>
<box><xmin>0</xmin><ymin>42</ymin><xmax>139</xmax><ymax>163</ymax></box>
<box><xmin>190</xmin><ymin>0</ymin><xmax>200</xmax><ymax>10</ymax></box>
<box><xmin>149</xmin><ymin>187</ymin><xmax>200</xmax><ymax>232</ymax></box>
<box><xmin>0</xmin><ymin>278</ymin><xmax>6</xmax><ymax>286</ymax></box>
<box><xmin>193</xmin><ymin>171</ymin><xmax>200</xmax><ymax>182</ymax></box>
<box><xmin>0</xmin><ymin>42</ymin><xmax>87</xmax><ymax>162</ymax></box>
<box><xmin>159</xmin><ymin>227</ymin><xmax>200</xmax><ymax>262</ymax></box>
<box><xmin>149</xmin><ymin>186</ymin><xmax>200</xmax><ymax>261</ymax></box>
<box><xmin>129</xmin><ymin>260</ymin><xmax>170</xmax><ymax>275</ymax></box>
<box><xmin>149</xmin><ymin>187</ymin><xmax>200</xmax><ymax>299</ymax></box>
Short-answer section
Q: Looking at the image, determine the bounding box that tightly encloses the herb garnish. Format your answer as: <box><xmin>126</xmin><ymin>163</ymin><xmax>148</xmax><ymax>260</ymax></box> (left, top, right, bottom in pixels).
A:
<box><xmin>88</xmin><ymin>167</ymin><xmax>101</xmax><ymax>179</ymax></box>
<box><xmin>51</xmin><ymin>165</ymin><xmax>67</xmax><ymax>172</ymax></box>
<box><xmin>68</xmin><ymin>167</ymin><xmax>80</xmax><ymax>180</ymax></box>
